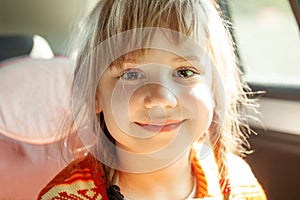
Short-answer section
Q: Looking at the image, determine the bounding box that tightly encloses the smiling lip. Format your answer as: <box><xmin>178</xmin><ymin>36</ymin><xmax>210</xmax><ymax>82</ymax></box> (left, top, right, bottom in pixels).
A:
<box><xmin>135</xmin><ymin>120</ymin><xmax>185</xmax><ymax>132</ymax></box>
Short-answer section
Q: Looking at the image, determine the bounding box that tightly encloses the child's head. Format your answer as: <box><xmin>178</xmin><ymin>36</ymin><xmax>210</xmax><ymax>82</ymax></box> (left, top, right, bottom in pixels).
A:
<box><xmin>68</xmin><ymin>0</ymin><xmax>252</xmax><ymax>183</ymax></box>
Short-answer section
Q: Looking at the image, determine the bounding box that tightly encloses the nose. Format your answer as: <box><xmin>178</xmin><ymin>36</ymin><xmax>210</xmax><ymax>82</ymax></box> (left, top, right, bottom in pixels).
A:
<box><xmin>143</xmin><ymin>84</ymin><xmax>177</xmax><ymax>109</ymax></box>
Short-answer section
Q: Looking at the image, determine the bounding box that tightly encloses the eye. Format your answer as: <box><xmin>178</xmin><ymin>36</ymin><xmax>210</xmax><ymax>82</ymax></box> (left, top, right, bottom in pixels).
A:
<box><xmin>119</xmin><ymin>68</ymin><xmax>146</xmax><ymax>80</ymax></box>
<box><xmin>173</xmin><ymin>67</ymin><xmax>199</xmax><ymax>78</ymax></box>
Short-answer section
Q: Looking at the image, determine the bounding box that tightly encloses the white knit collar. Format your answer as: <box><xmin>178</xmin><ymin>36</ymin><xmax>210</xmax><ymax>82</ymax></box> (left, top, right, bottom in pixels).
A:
<box><xmin>114</xmin><ymin>176</ymin><xmax>197</xmax><ymax>200</ymax></box>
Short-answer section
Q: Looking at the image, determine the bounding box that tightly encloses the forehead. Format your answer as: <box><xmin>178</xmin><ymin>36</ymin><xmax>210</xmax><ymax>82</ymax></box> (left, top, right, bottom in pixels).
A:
<box><xmin>118</xmin><ymin>29</ymin><xmax>206</xmax><ymax>63</ymax></box>
<box><xmin>114</xmin><ymin>28</ymin><xmax>206</xmax><ymax>58</ymax></box>
<box><xmin>122</xmin><ymin>49</ymin><xmax>201</xmax><ymax>64</ymax></box>
<box><xmin>149</xmin><ymin>29</ymin><xmax>205</xmax><ymax>55</ymax></box>
<box><xmin>98</xmin><ymin>28</ymin><xmax>208</xmax><ymax>71</ymax></box>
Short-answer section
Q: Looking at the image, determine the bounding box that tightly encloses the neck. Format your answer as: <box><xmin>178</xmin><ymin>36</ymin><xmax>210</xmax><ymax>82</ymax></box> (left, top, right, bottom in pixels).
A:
<box><xmin>117</xmin><ymin>150</ymin><xmax>194</xmax><ymax>200</ymax></box>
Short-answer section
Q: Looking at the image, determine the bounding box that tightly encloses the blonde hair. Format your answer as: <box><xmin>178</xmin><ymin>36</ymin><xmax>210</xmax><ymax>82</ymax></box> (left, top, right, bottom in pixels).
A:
<box><xmin>67</xmin><ymin>0</ymin><xmax>255</xmax><ymax>186</ymax></box>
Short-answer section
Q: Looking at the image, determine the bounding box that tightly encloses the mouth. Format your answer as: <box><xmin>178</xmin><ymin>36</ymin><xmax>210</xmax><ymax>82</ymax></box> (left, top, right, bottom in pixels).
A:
<box><xmin>135</xmin><ymin>120</ymin><xmax>185</xmax><ymax>132</ymax></box>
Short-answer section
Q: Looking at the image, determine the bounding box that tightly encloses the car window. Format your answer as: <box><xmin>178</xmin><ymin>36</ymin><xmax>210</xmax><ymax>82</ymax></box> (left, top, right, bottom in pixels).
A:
<box><xmin>229</xmin><ymin>0</ymin><xmax>300</xmax><ymax>86</ymax></box>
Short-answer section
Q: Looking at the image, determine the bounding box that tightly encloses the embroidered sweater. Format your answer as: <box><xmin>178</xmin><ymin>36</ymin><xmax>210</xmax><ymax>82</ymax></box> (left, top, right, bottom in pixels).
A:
<box><xmin>38</xmin><ymin>153</ymin><xmax>267</xmax><ymax>200</ymax></box>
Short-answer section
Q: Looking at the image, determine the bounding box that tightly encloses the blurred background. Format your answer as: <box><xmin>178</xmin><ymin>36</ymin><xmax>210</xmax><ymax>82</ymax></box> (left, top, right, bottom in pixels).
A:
<box><xmin>0</xmin><ymin>0</ymin><xmax>98</xmax><ymax>55</ymax></box>
<box><xmin>230</xmin><ymin>0</ymin><xmax>300</xmax><ymax>86</ymax></box>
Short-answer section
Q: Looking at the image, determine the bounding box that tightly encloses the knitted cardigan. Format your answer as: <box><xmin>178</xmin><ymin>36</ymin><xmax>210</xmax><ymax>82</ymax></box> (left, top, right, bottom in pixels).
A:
<box><xmin>38</xmin><ymin>153</ymin><xmax>267</xmax><ymax>200</ymax></box>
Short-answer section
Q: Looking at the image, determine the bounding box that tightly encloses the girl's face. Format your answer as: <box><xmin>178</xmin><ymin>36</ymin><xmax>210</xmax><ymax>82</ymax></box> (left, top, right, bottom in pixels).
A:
<box><xmin>97</xmin><ymin>37</ymin><xmax>215</xmax><ymax>155</ymax></box>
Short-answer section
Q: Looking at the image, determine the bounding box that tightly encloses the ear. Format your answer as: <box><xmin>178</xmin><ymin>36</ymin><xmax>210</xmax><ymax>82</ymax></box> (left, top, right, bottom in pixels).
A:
<box><xmin>95</xmin><ymin>93</ymin><xmax>102</xmax><ymax>113</ymax></box>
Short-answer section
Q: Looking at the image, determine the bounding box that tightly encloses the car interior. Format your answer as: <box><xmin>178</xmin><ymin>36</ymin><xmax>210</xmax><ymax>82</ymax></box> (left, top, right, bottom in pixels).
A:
<box><xmin>0</xmin><ymin>0</ymin><xmax>299</xmax><ymax>199</ymax></box>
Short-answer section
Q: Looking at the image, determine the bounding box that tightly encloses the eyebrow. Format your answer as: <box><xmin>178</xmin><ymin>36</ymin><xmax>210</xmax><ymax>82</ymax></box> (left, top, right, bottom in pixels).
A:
<box><xmin>123</xmin><ymin>57</ymin><xmax>138</xmax><ymax>63</ymax></box>
<box><xmin>122</xmin><ymin>55</ymin><xmax>202</xmax><ymax>64</ymax></box>
<box><xmin>172</xmin><ymin>56</ymin><xmax>201</xmax><ymax>62</ymax></box>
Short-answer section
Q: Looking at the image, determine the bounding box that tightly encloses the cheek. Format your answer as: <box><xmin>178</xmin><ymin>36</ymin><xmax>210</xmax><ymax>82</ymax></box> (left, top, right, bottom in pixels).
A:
<box><xmin>179</xmin><ymin>83</ymin><xmax>214</xmax><ymax>132</ymax></box>
<box><xmin>101</xmin><ymin>84</ymin><xmax>139</xmax><ymax>141</ymax></box>
<box><xmin>109</xmin><ymin>80</ymin><xmax>142</xmax><ymax>118</ymax></box>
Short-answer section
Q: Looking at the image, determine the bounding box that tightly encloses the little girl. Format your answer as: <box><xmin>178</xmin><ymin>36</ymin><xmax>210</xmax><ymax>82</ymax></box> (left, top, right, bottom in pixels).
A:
<box><xmin>38</xmin><ymin>0</ymin><xmax>267</xmax><ymax>199</ymax></box>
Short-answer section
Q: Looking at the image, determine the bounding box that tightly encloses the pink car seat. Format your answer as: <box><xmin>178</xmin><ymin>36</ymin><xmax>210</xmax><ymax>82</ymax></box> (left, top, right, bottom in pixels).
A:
<box><xmin>0</xmin><ymin>57</ymin><xmax>77</xmax><ymax>199</ymax></box>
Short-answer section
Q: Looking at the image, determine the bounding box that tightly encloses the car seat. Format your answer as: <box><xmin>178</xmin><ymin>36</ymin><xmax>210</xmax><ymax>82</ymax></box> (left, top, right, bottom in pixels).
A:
<box><xmin>0</xmin><ymin>57</ymin><xmax>78</xmax><ymax>199</ymax></box>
